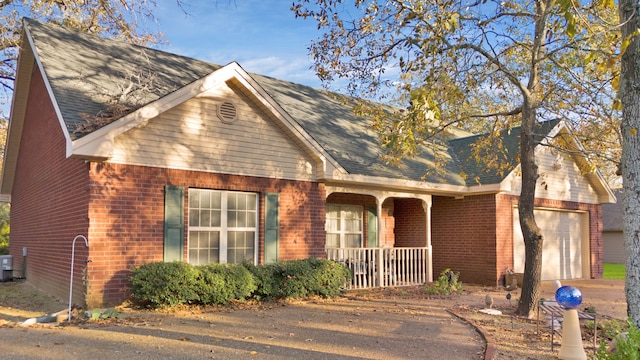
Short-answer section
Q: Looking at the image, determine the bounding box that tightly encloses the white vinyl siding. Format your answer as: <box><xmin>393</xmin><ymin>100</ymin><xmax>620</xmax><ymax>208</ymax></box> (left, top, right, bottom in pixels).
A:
<box><xmin>188</xmin><ymin>189</ymin><xmax>258</xmax><ymax>265</ymax></box>
<box><xmin>326</xmin><ymin>205</ymin><xmax>363</xmax><ymax>248</ymax></box>
<box><xmin>111</xmin><ymin>85</ymin><xmax>315</xmax><ymax>181</ymax></box>
<box><xmin>503</xmin><ymin>147</ymin><xmax>599</xmax><ymax>204</ymax></box>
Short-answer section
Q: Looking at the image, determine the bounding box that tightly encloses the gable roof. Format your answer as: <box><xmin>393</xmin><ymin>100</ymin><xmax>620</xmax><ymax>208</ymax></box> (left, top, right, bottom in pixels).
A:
<box><xmin>1</xmin><ymin>18</ymin><xmax>615</xmax><ymax>203</ymax></box>
<box><xmin>24</xmin><ymin>18</ymin><xmax>221</xmax><ymax>139</ymax></box>
<box><xmin>448</xmin><ymin>120</ymin><xmax>560</xmax><ymax>186</ymax></box>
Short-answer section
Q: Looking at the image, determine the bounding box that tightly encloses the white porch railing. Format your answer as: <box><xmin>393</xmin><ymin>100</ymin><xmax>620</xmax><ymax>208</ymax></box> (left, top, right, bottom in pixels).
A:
<box><xmin>326</xmin><ymin>247</ymin><xmax>429</xmax><ymax>290</ymax></box>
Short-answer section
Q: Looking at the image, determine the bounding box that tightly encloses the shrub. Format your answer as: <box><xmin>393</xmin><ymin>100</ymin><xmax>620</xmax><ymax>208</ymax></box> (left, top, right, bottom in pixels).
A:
<box><xmin>243</xmin><ymin>262</ymin><xmax>279</xmax><ymax>300</ymax></box>
<box><xmin>243</xmin><ymin>258</ymin><xmax>350</xmax><ymax>300</ymax></box>
<box><xmin>596</xmin><ymin>319</ymin><xmax>640</xmax><ymax>360</ymax></box>
<box><xmin>425</xmin><ymin>268</ymin><xmax>463</xmax><ymax>295</ymax></box>
<box><xmin>195</xmin><ymin>263</ymin><xmax>256</xmax><ymax>304</ymax></box>
<box><xmin>130</xmin><ymin>261</ymin><xmax>200</xmax><ymax>308</ymax></box>
<box><xmin>131</xmin><ymin>258</ymin><xmax>349</xmax><ymax>308</ymax></box>
<box><xmin>301</xmin><ymin>258</ymin><xmax>351</xmax><ymax>297</ymax></box>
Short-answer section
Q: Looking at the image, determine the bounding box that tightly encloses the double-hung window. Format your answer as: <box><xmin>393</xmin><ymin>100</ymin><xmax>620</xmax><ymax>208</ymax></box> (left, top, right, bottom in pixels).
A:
<box><xmin>325</xmin><ymin>205</ymin><xmax>363</xmax><ymax>248</ymax></box>
<box><xmin>188</xmin><ymin>189</ymin><xmax>258</xmax><ymax>265</ymax></box>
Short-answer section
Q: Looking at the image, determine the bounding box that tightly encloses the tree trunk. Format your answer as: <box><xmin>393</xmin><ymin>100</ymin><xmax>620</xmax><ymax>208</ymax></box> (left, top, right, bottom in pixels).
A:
<box><xmin>516</xmin><ymin>103</ymin><xmax>544</xmax><ymax>318</ymax></box>
<box><xmin>619</xmin><ymin>0</ymin><xmax>640</xmax><ymax>328</ymax></box>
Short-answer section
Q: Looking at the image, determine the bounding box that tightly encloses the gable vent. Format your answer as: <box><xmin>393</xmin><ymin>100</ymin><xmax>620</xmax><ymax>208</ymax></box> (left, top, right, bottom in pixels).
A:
<box><xmin>217</xmin><ymin>101</ymin><xmax>238</xmax><ymax>124</ymax></box>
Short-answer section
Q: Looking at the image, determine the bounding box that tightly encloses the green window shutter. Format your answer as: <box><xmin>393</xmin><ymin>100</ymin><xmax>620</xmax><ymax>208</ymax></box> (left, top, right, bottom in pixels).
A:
<box><xmin>264</xmin><ymin>193</ymin><xmax>279</xmax><ymax>264</ymax></box>
<box><xmin>164</xmin><ymin>185</ymin><xmax>185</xmax><ymax>262</ymax></box>
<box><xmin>367</xmin><ymin>206</ymin><xmax>378</xmax><ymax>248</ymax></box>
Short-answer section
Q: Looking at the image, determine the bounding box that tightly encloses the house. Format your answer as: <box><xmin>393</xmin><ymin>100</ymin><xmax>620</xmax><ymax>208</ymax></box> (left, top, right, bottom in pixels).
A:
<box><xmin>1</xmin><ymin>19</ymin><xmax>615</xmax><ymax>307</ymax></box>
<box><xmin>602</xmin><ymin>189</ymin><xmax>625</xmax><ymax>264</ymax></box>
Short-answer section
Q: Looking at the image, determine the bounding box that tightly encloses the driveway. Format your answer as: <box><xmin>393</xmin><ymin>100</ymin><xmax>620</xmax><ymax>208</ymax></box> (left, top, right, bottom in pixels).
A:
<box><xmin>2</xmin><ymin>279</ymin><xmax>626</xmax><ymax>360</ymax></box>
<box><xmin>0</xmin><ymin>296</ymin><xmax>484</xmax><ymax>360</ymax></box>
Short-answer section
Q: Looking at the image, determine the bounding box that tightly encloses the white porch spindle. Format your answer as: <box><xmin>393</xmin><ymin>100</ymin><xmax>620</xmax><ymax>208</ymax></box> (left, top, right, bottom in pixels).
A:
<box><xmin>327</xmin><ymin>247</ymin><xmax>428</xmax><ymax>290</ymax></box>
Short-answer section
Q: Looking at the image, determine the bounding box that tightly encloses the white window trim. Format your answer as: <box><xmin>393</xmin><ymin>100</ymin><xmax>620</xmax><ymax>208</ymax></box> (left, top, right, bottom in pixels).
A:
<box><xmin>188</xmin><ymin>189</ymin><xmax>259</xmax><ymax>265</ymax></box>
<box><xmin>325</xmin><ymin>204</ymin><xmax>364</xmax><ymax>248</ymax></box>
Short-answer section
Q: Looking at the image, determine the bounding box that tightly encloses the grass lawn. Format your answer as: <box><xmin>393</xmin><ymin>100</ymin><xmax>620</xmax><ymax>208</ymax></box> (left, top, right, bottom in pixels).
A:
<box><xmin>603</xmin><ymin>263</ymin><xmax>626</xmax><ymax>280</ymax></box>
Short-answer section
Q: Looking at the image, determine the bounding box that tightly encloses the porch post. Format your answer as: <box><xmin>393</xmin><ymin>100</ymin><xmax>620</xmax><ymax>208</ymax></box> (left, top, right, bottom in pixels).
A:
<box><xmin>422</xmin><ymin>197</ymin><xmax>433</xmax><ymax>282</ymax></box>
<box><xmin>376</xmin><ymin>198</ymin><xmax>383</xmax><ymax>247</ymax></box>
<box><xmin>377</xmin><ymin>198</ymin><xmax>384</xmax><ymax>287</ymax></box>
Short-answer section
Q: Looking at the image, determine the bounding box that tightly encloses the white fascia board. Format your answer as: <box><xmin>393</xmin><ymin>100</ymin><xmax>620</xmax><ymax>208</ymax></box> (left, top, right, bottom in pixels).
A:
<box><xmin>72</xmin><ymin>63</ymin><xmax>248</xmax><ymax>158</ymax></box>
<box><xmin>226</xmin><ymin>63</ymin><xmax>345</xmax><ymax>176</ymax></box>
<box><xmin>327</xmin><ymin>173</ymin><xmax>506</xmax><ymax>197</ymax></box>
<box><xmin>1</xmin><ymin>32</ymin><xmax>33</xmax><ymax>198</ymax></box>
<box><xmin>327</xmin><ymin>173</ymin><xmax>470</xmax><ymax>195</ymax></box>
<box><xmin>23</xmin><ymin>24</ymin><xmax>75</xmax><ymax>158</ymax></box>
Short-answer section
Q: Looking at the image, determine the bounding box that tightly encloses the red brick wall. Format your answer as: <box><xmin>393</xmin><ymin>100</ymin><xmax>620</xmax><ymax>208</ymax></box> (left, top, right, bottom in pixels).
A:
<box><xmin>431</xmin><ymin>194</ymin><xmax>498</xmax><ymax>284</ymax></box>
<box><xmin>393</xmin><ymin>198</ymin><xmax>427</xmax><ymax>247</ymax></box>
<box><xmin>495</xmin><ymin>194</ymin><xmax>516</xmax><ymax>284</ymax></box>
<box><xmin>86</xmin><ymin>163</ymin><xmax>326</xmax><ymax>306</ymax></box>
<box><xmin>432</xmin><ymin>193</ymin><xmax>603</xmax><ymax>286</ymax></box>
<box><xmin>9</xmin><ymin>66</ymin><xmax>91</xmax><ymax>305</ymax></box>
<box><xmin>381</xmin><ymin>198</ymin><xmax>395</xmax><ymax>247</ymax></box>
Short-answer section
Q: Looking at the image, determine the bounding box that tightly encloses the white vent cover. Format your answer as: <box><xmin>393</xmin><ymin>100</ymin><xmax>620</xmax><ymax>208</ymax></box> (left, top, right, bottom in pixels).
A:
<box><xmin>217</xmin><ymin>101</ymin><xmax>238</xmax><ymax>124</ymax></box>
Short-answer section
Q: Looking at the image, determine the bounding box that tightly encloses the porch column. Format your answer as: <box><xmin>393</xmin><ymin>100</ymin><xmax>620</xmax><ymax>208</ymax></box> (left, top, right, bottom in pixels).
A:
<box><xmin>422</xmin><ymin>197</ymin><xmax>433</xmax><ymax>282</ymax></box>
<box><xmin>377</xmin><ymin>198</ymin><xmax>384</xmax><ymax>287</ymax></box>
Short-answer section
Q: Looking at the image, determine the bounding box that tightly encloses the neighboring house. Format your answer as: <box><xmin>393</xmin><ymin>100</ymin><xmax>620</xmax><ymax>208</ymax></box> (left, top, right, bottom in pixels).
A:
<box><xmin>1</xmin><ymin>19</ymin><xmax>615</xmax><ymax>307</ymax></box>
<box><xmin>602</xmin><ymin>189</ymin><xmax>625</xmax><ymax>264</ymax></box>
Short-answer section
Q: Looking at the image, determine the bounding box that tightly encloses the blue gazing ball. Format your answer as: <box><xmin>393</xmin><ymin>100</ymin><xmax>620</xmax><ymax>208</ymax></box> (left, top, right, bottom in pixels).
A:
<box><xmin>555</xmin><ymin>285</ymin><xmax>582</xmax><ymax>309</ymax></box>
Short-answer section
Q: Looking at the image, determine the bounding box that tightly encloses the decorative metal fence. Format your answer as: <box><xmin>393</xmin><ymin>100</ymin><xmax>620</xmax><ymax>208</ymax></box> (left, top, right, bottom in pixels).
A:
<box><xmin>326</xmin><ymin>247</ymin><xmax>429</xmax><ymax>289</ymax></box>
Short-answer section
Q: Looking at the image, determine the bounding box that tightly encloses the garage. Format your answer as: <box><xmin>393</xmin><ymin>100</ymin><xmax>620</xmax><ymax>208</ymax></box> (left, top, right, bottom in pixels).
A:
<box><xmin>513</xmin><ymin>208</ymin><xmax>589</xmax><ymax>280</ymax></box>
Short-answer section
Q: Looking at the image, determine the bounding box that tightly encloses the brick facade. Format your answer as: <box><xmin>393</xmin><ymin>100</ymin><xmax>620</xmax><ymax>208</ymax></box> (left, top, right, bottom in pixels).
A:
<box><xmin>393</xmin><ymin>198</ymin><xmax>428</xmax><ymax>247</ymax></box>
<box><xmin>9</xmin><ymin>66</ymin><xmax>91</xmax><ymax>305</ymax></box>
<box><xmin>10</xmin><ymin>64</ymin><xmax>327</xmax><ymax>307</ymax></box>
<box><xmin>432</xmin><ymin>193</ymin><xmax>603</xmax><ymax>286</ymax></box>
<box><xmin>86</xmin><ymin>163</ymin><xmax>326</xmax><ymax>306</ymax></box>
<box><xmin>431</xmin><ymin>194</ymin><xmax>498</xmax><ymax>284</ymax></box>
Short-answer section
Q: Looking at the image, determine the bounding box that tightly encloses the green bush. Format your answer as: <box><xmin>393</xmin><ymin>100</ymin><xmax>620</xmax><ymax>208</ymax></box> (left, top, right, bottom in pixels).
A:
<box><xmin>299</xmin><ymin>258</ymin><xmax>351</xmax><ymax>297</ymax></box>
<box><xmin>425</xmin><ymin>268</ymin><xmax>463</xmax><ymax>295</ymax></box>
<box><xmin>244</xmin><ymin>258</ymin><xmax>350</xmax><ymax>300</ymax></box>
<box><xmin>243</xmin><ymin>262</ymin><xmax>279</xmax><ymax>300</ymax></box>
<box><xmin>130</xmin><ymin>261</ymin><xmax>200</xmax><ymax>307</ymax></box>
<box><xmin>596</xmin><ymin>319</ymin><xmax>640</xmax><ymax>360</ymax></box>
<box><xmin>195</xmin><ymin>263</ymin><xmax>256</xmax><ymax>304</ymax></box>
<box><xmin>131</xmin><ymin>258</ymin><xmax>349</xmax><ymax>308</ymax></box>
<box><xmin>0</xmin><ymin>202</ymin><xmax>9</xmax><ymax>256</ymax></box>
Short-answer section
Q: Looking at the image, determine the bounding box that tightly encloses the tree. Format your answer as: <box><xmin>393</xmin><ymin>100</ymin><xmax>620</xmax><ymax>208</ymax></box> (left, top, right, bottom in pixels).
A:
<box><xmin>0</xmin><ymin>202</ymin><xmax>8</xmax><ymax>255</ymax></box>
<box><xmin>618</xmin><ymin>0</ymin><xmax>640</xmax><ymax>328</ymax></box>
<box><xmin>293</xmin><ymin>0</ymin><xmax>619</xmax><ymax>317</ymax></box>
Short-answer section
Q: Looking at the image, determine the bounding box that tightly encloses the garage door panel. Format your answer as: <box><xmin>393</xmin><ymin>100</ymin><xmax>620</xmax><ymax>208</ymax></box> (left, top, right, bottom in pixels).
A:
<box><xmin>513</xmin><ymin>208</ymin><xmax>586</xmax><ymax>280</ymax></box>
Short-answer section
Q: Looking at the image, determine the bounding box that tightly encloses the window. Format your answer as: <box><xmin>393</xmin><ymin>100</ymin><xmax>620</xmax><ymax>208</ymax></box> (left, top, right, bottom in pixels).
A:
<box><xmin>325</xmin><ymin>205</ymin><xmax>363</xmax><ymax>248</ymax></box>
<box><xmin>188</xmin><ymin>189</ymin><xmax>258</xmax><ymax>265</ymax></box>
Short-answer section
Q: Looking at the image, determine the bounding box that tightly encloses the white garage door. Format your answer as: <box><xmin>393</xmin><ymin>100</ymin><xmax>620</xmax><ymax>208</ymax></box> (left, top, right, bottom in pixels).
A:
<box><xmin>513</xmin><ymin>208</ymin><xmax>589</xmax><ymax>280</ymax></box>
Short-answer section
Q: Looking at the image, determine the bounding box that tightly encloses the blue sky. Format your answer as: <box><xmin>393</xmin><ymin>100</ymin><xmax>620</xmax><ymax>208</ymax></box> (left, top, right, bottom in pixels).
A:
<box><xmin>154</xmin><ymin>1</ymin><xmax>323</xmax><ymax>88</ymax></box>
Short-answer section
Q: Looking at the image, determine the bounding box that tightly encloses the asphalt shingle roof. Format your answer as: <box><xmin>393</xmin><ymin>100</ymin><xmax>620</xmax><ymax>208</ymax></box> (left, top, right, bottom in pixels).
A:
<box><xmin>448</xmin><ymin>120</ymin><xmax>560</xmax><ymax>186</ymax></box>
<box><xmin>23</xmin><ymin>18</ymin><xmax>558</xmax><ymax>187</ymax></box>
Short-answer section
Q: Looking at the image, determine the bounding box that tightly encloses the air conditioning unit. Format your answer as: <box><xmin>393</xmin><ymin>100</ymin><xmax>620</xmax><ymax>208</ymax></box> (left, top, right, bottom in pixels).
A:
<box><xmin>0</xmin><ymin>255</ymin><xmax>13</xmax><ymax>281</ymax></box>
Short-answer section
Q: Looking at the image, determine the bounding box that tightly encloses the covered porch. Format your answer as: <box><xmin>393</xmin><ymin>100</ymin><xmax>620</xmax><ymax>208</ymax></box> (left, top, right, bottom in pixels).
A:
<box><xmin>324</xmin><ymin>188</ymin><xmax>433</xmax><ymax>289</ymax></box>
